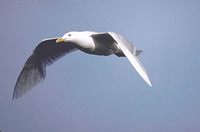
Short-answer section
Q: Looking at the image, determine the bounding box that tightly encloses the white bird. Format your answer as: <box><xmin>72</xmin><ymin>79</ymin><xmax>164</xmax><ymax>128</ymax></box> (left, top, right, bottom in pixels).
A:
<box><xmin>13</xmin><ymin>31</ymin><xmax>152</xmax><ymax>99</ymax></box>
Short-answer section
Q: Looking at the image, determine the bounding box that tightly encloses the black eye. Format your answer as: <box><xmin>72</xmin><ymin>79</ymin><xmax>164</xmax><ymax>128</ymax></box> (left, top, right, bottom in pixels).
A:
<box><xmin>68</xmin><ymin>34</ymin><xmax>71</xmax><ymax>37</ymax></box>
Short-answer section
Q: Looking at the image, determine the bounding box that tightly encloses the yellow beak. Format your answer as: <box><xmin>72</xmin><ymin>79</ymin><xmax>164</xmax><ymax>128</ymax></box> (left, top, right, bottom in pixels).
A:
<box><xmin>56</xmin><ymin>38</ymin><xmax>65</xmax><ymax>43</ymax></box>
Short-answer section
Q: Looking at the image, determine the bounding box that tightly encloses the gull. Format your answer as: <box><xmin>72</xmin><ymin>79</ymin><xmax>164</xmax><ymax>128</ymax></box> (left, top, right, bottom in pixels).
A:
<box><xmin>13</xmin><ymin>31</ymin><xmax>152</xmax><ymax>99</ymax></box>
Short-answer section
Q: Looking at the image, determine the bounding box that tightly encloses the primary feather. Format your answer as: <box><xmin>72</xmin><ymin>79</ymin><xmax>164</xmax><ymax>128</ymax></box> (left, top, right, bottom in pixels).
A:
<box><xmin>13</xmin><ymin>38</ymin><xmax>77</xmax><ymax>99</ymax></box>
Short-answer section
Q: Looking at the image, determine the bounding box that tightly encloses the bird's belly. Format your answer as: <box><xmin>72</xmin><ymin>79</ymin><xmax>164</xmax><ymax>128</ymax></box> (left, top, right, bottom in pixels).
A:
<box><xmin>84</xmin><ymin>45</ymin><xmax>120</xmax><ymax>56</ymax></box>
<box><xmin>79</xmin><ymin>45</ymin><xmax>114</xmax><ymax>56</ymax></box>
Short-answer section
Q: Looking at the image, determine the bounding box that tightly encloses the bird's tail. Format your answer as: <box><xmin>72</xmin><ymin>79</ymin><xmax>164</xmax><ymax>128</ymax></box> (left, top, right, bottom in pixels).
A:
<box><xmin>134</xmin><ymin>49</ymin><xmax>143</xmax><ymax>56</ymax></box>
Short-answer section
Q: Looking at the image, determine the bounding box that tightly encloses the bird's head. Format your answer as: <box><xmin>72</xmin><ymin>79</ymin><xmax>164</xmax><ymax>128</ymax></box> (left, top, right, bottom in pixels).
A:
<box><xmin>56</xmin><ymin>31</ymin><xmax>78</xmax><ymax>43</ymax></box>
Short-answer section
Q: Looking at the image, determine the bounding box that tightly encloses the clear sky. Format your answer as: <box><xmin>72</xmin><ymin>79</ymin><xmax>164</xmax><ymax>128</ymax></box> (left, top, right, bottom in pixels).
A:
<box><xmin>1</xmin><ymin>0</ymin><xmax>200</xmax><ymax>131</ymax></box>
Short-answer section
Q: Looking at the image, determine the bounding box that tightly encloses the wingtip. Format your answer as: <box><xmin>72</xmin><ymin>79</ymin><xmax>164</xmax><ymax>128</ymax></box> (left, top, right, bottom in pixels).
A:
<box><xmin>12</xmin><ymin>89</ymin><xmax>20</xmax><ymax>100</ymax></box>
<box><xmin>148</xmin><ymin>82</ymin><xmax>153</xmax><ymax>87</ymax></box>
<box><xmin>12</xmin><ymin>96</ymin><xmax>17</xmax><ymax>100</ymax></box>
<box><xmin>12</xmin><ymin>87</ymin><xmax>17</xmax><ymax>100</ymax></box>
<box><xmin>146</xmin><ymin>79</ymin><xmax>152</xmax><ymax>87</ymax></box>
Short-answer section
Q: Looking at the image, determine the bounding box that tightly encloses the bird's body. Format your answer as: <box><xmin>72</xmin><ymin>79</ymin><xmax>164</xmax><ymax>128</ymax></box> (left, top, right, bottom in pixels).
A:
<box><xmin>13</xmin><ymin>31</ymin><xmax>152</xmax><ymax>99</ymax></box>
<box><xmin>61</xmin><ymin>31</ymin><xmax>121</xmax><ymax>56</ymax></box>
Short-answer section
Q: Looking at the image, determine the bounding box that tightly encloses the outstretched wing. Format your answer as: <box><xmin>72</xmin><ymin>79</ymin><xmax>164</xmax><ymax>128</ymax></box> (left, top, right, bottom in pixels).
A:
<box><xmin>13</xmin><ymin>38</ymin><xmax>77</xmax><ymax>99</ymax></box>
<box><xmin>108</xmin><ymin>32</ymin><xmax>152</xmax><ymax>87</ymax></box>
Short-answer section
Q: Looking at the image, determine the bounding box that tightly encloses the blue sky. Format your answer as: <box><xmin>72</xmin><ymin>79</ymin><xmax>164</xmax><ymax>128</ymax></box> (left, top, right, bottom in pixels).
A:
<box><xmin>1</xmin><ymin>0</ymin><xmax>200</xmax><ymax>131</ymax></box>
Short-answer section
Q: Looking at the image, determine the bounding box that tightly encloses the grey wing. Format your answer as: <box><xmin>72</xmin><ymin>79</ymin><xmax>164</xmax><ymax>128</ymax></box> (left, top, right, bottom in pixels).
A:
<box><xmin>90</xmin><ymin>33</ymin><xmax>119</xmax><ymax>55</ymax></box>
<box><xmin>13</xmin><ymin>38</ymin><xmax>77</xmax><ymax>99</ymax></box>
<box><xmin>108</xmin><ymin>32</ymin><xmax>152</xmax><ymax>87</ymax></box>
<box><xmin>91</xmin><ymin>32</ymin><xmax>142</xmax><ymax>57</ymax></box>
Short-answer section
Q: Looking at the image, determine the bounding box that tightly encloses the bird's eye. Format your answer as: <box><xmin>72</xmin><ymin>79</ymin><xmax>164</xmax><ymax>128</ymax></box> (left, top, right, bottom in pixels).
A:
<box><xmin>68</xmin><ymin>34</ymin><xmax>71</xmax><ymax>37</ymax></box>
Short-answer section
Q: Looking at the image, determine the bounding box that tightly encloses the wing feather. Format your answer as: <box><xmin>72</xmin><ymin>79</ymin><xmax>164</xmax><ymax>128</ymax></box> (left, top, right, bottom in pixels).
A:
<box><xmin>13</xmin><ymin>38</ymin><xmax>77</xmax><ymax>99</ymax></box>
<box><xmin>108</xmin><ymin>32</ymin><xmax>152</xmax><ymax>87</ymax></box>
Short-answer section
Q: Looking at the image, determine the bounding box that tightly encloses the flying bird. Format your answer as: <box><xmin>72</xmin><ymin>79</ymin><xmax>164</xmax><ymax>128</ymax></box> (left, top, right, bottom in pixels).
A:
<box><xmin>13</xmin><ymin>31</ymin><xmax>152</xmax><ymax>99</ymax></box>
